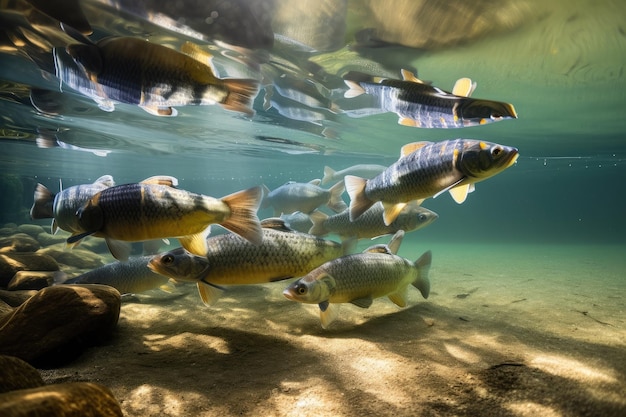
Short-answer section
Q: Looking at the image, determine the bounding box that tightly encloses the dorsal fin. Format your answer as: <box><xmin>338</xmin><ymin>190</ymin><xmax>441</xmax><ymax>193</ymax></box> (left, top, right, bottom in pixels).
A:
<box><xmin>452</xmin><ymin>78</ymin><xmax>477</xmax><ymax>97</ymax></box>
<box><xmin>400</xmin><ymin>69</ymin><xmax>425</xmax><ymax>84</ymax></box>
<box><xmin>180</xmin><ymin>41</ymin><xmax>217</xmax><ymax>73</ymax></box>
<box><xmin>140</xmin><ymin>176</ymin><xmax>178</xmax><ymax>187</ymax></box>
<box><xmin>400</xmin><ymin>141</ymin><xmax>432</xmax><ymax>157</ymax></box>
<box><xmin>260</xmin><ymin>217</ymin><xmax>292</xmax><ymax>232</ymax></box>
<box><xmin>386</xmin><ymin>230</ymin><xmax>404</xmax><ymax>254</ymax></box>
<box><xmin>308</xmin><ymin>178</ymin><xmax>321</xmax><ymax>186</ymax></box>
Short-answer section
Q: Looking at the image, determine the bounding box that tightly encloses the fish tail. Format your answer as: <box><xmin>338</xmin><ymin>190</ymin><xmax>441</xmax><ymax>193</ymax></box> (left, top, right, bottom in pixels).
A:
<box><xmin>344</xmin><ymin>175</ymin><xmax>374</xmax><ymax>221</ymax></box>
<box><xmin>343</xmin><ymin>80</ymin><xmax>365</xmax><ymax>98</ymax></box>
<box><xmin>308</xmin><ymin>210</ymin><xmax>329</xmax><ymax>236</ymax></box>
<box><xmin>321</xmin><ymin>166</ymin><xmax>335</xmax><ymax>185</ymax></box>
<box><xmin>260</xmin><ymin>184</ymin><xmax>271</xmax><ymax>209</ymax></box>
<box><xmin>221</xmin><ymin>78</ymin><xmax>259</xmax><ymax>116</ymax></box>
<box><xmin>412</xmin><ymin>250</ymin><xmax>432</xmax><ymax>299</ymax></box>
<box><xmin>219</xmin><ymin>186</ymin><xmax>264</xmax><ymax>245</ymax></box>
<box><xmin>30</xmin><ymin>183</ymin><xmax>55</xmax><ymax>219</ymax></box>
<box><xmin>327</xmin><ymin>181</ymin><xmax>347</xmax><ymax>213</ymax></box>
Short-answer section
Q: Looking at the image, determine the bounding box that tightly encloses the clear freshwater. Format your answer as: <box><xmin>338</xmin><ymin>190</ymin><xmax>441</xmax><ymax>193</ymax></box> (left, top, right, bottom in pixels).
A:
<box><xmin>1</xmin><ymin>1</ymin><xmax>625</xmax><ymax>416</ymax></box>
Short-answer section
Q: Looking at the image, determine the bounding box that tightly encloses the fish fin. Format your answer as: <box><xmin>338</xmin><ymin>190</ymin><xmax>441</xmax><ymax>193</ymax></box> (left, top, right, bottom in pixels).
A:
<box><xmin>412</xmin><ymin>250</ymin><xmax>432</xmax><ymax>299</ymax></box>
<box><xmin>180</xmin><ymin>41</ymin><xmax>217</xmax><ymax>72</ymax></box>
<box><xmin>327</xmin><ymin>181</ymin><xmax>347</xmax><ymax>213</ymax></box>
<box><xmin>93</xmin><ymin>175</ymin><xmax>115</xmax><ymax>187</ymax></box>
<box><xmin>386</xmin><ymin>230</ymin><xmax>405</xmax><ymax>254</ymax></box>
<box><xmin>30</xmin><ymin>183</ymin><xmax>55</xmax><ymax>219</ymax></box>
<box><xmin>197</xmin><ymin>281</ymin><xmax>225</xmax><ymax>306</ymax></box>
<box><xmin>364</xmin><ymin>244</ymin><xmax>392</xmax><ymax>254</ymax></box>
<box><xmin>308</xmin><ymin>210</ymin><xmax>329</xmax><ymax>236</ymax></box>
<box><xmin>350</xmin><ymin>297</ymin><xmax>373</xmax><ymax>309</ymax></box>
<box><xmin>448</xmin><ymin>183</ymin><xmax>471</xmax><ymax>204</ymax></box>
<box><xmin>398</xmin><ymin>117</ymin><xmax>417</xmax><ymax>127</ymax></box>
<box><xmin>343</xmin><ymin>80</ymin><xmax>365</xmax><ymax>98</ymax></box>
<box><xmin>400</xmin><ymin>141</ymin><xmax>432</xmax><ymax>158</ymax></box>
<box><xmin>51</xmin><ymin>219</ymin><xmax>59</xmax><ymax>235</ymax></box>
<box><xmin>142</xmin><ymin>239</ymin><xmax>163</xmax><ymax>255</ymax></box>
<box><xmin>66</xmin><ymin>230</ymin><xmax>94</xmax><ymax>245</ymax></box>
<box><xmin>140</xmin><ymin>105</ymin><xmax>178</xmax><ymax>117</ymax></box>
<box><xmin>344</xmin><ymin>175</ymin><xmax>374</xmax><ymax>221</ymax></box>
<box><xmin>221</xmin><ymin>78</ymin><xmax>259</xmax><ymax>116</ymax></box>
<box><xmin>319</xmin><ymin>302</ymin><xmax>340</xmax><ymax>329</ymax></box>
<box><xmin>106</xmin><ymin>238</ymin><xmax>132</xmax><ymax>261</ymax></box>
<box><xmin>382</xmin><ymin>202</ymin><xmax>407</xmax><ymax>226</ymax></box>
<box><xmin>140</xmin><ymin>176</ymin><xmax>178</xmax><ymax>187</ymax></box>
<box><xmin>260</xmin><ymin>217</ymin><xmax>292</xmax><ymax>232</ymax></box>
<box><xmin>321</xmin><ymin>166</ymin><xmax>335</xmax><ymax>185</ymax></box>
<box><xmin>94</xmin><ymin>98</ymin><xmax>115</xmax><ymax>112</ymax></box>
<box><xmin>388</xmin><ymin>286</ymin><xmax>408</xmax><ymax>307</ymax></box>
<box><xmin>219</xmin><ymin>186</ymin><xmax>263</xmax><ymax>245</ymax></box>
<box><xmin>260</xmin><ymin>184</ymin><xmax>271</xmax><ymax>209</ymax></box>
<box><xmin>400</xmin><ymin>69</ymin><xmax>425</xmax><ymax>84</ymax></box>
<box><xmin>452</xmin><ymin>78</ymin><xmax>477</xmax><ymax>97</ymax></box>
<box><xmin>159</xmin><ymin>282</ymin><xmax>177</xmax><ymax>293</ymax></box>
<box><xmin>308</xmin><ymin>178</ymin><xmax>322</xmax><ymax>186</ymax></box>
<box><xmin>178</xmin><ymin>227</ymin><xmax>211</xmax><ymax>256</ymax></box>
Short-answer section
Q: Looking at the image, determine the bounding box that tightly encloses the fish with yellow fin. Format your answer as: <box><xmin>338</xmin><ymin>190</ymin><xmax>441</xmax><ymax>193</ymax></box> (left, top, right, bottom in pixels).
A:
<box><xmin>283</xmin><ymin>230</ymin><xmax>431</xmax><ymax>329</ymax></box>
<box><xmin>345</xmin><ymin>139</ymin><xmax>519</xmax><ymax>225</ymax></box>
<box><xmin>64</xmin><ymin>37</ymin><xmax>259</xmax><ymax>116</ymax></box>
<box><xmin>344</xmin><ymin>69</ymin><xmax>517</xmax><ymax>128</ymax></box>
<box><xmin>68</xmin><ymin>176</ymin><xmax>263</xmax><ymax>261</ymax></box>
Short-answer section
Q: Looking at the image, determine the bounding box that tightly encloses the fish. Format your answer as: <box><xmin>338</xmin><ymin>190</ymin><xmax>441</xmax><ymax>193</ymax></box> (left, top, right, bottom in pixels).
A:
<box><xmin>30</xmin><ymin>175</ymin><xmax>115</xmax><ymax>235</ymax></box>
<box><xmin>63</xmin><ymin>37</ymin><xmax>259</xmax><ymax>116</ymax></box>
<box><xmin>344</xmin><ymin>69</ymin><xmax>517</xmax><ymax>128</ymax></box>
<box><xmin>308</xmin><ymin>201</ymin><xmax>438</xmax><ymax>240</ymax></box>
<box><xmin>279</xmin><ymin>211</ymin><xmax>313</xmax><ymax>234</ymax></box>
<box><xmin>56</xmin><ymin>256</ymin><xmax>173</xmax><ymax>294</ymax></box>
<box><xmin>68</xmin><ymin>176</ymin><xmax>263</xmax><ymax>261</ymax></box>
<box><xmin>148</xmin><ymin>218</ymin><xmax>352</xmax><ymax>306</ymax></box>
<box><xmin>283</xmin><ymin>230</ymin><xmax>431</xmax><ymax>328</ymax></box>
<box><xmin>321</xmin><ymin>164</ymin><xmax>387</xmax><ymax>185</ymax></box>
<box><xmin>345</xmin><ymin>139</ymin><xmax>519</xmax><ymax>224</ymax></box>
<box><xmin>262</xmin><ymin>179</ymin><xmax>347</xmax><ymax>216</ymax></box>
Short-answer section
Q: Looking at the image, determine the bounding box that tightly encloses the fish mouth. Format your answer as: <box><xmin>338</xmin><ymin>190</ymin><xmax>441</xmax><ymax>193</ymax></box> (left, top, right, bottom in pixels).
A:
<box><xmin>282</xmin><ymin>288</ymin><xmax>297</xmax><ymax>301</ymax></box>
<box><xmin>505</xmin><ymin>149</ymin><xmax>520</xmax><ymax>168</ymax></box>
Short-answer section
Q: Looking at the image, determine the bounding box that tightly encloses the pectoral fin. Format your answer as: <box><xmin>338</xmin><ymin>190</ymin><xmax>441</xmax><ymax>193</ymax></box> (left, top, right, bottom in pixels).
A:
<box><xmin>319</xmin><ymin>302</ymin><xmax>339</xmax><ymax>329</ymax></box>
<box><xmin>106</xmin><ymin>238</ymin><xmax>132</xmax><ymax>261</ymax></box>
<box><xmin>452</xmin><ymin>78</ymin><xmax>477</xmax><ymax>97</ymax></box>
<box><xmin>382</xmin><ymin>201</ymin><xmax>407</xmax><ymax>226</ymax></box>
<box><xmin>197</xmin><ymin>281</ymin><xmax>225</xmax><ymax>306</ymax></box>
<box><xmin>448</xmin><ymin>183</ymin><xmax>472</xmax><ymax>204</ymax></box>
<box><xmin>178</xmin><ymin>228</ymin><xmax>211</xmax><ymax>256</ymax></box>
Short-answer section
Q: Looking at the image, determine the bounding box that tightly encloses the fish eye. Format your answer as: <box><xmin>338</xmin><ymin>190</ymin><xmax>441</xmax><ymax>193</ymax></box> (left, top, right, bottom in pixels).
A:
<box><xmin>162</xmin><ymin>254</ymin><xmax>174</xmax><ymax>265</ymax></box>
<box><xmin>418</xmin><ymin>214</ymin><xmax>427</xmax><ymax>221</ymax></box>
<box><xmin>492</xmin><ymin>146</ymin><xmax>503</xmax><ymax>157</ymax></box>
<box><xmin>296</xmin><ymin>284</ymin><xmax>307</xmax><ymax>295</ymax></box>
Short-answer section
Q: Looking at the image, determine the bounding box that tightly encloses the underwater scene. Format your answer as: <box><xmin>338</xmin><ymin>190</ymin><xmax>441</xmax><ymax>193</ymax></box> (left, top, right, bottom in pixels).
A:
<box><xmin>0</xmin><ymin>0</ymin><xmax>625</xmax><ymax>416</ymax></box>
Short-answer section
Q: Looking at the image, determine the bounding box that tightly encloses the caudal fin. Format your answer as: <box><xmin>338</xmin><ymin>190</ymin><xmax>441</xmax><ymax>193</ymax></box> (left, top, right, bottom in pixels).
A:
<box><xmin>30</xmin><ymin>183</ymin><xmax>55</xmax><ymax>219</ymax></box>
<box><xmin>220</xmin><ymin>185</ymin><xmax>264</xmax><ymax>245</ymax></box>
<box><xmin>327</xmin><ymin>181</ymin><xmax>347</xmax><ymax>213</ymax></box>
<box><xmin>344</xmin><ymin>175</ymin><xmax>374</xmax><ymax>221</ymax></box>
<box><xmin>221</xmin><ymin>78</ymin><xmax>259</xmax><ymax>116</ymax></box>
<box><xmin>321</xmin><ymin>166</ymin><xmax>336</xmax><ymax>185</ymax></box>
<box><xmin>412</xmin><ymin>250</ymin><xmax>432</xmax><ymax>299</ymax></box>
<box><xmin>308</xmin><ymin>210</ymin><xmax>329</xmax><ymax>236</ymax></box>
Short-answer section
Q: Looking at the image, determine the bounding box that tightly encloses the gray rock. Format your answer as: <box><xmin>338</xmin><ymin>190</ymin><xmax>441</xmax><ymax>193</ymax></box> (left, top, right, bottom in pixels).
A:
<box><xmin>0</xmin><ymin>252</ymin><xmax>59</xmax><ymax>287</ymax></box>
<box><xmin>0</xmin><ymin>382</ymin><xmax>123</xmax><ymax>416</ymax></box>
<box><xmin>16</xmin><ymin>224</ymin><xmax>46</xmax><ymax>238</ymax></box>
<box><xmin>0</xmin><ymin>284</ymin><xmax>121</xmax><ymax>367</ymax></box>
<box><xmin>0</xmin><ymin>355</ymin><xmax>45</xmax><ymax>394</ymax></box>
<box><xmin>0</xmin><ymin>233</ymin><xmax>41</xmax><ymax>253</ymax></box>
<box><xmin>37</xmin><ymin>231</ymin><xmax>67</xmax><ymax>247</ymax></box>
<box><xmin>38</xmin><ymin>245</ymin><xmax>105</xmax><ymax>269</ymax></box>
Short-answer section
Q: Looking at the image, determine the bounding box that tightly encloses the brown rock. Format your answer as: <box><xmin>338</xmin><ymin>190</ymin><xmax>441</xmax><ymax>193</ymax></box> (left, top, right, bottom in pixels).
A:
<box><xmin>7</xmin><ymin>271</ymin><xmax>59</xmax><ymax>291</ymax></box>
<box><xmin>0</xmin><ymin>299</ymin><xmax>13</xmax><ymax>316</ymax></box>
<box><xmin>0</xmin><ymin>382</ymin><xmax>123</xmax><ymax>416</ymax></box>
<box><xmin>0</xmin><ymin>355</ymin><xmax>45</xmax><ymax>394</ymax></box>
<box><xmin>37</xmin><ymin>231</ymin><xmax>68</xmax><ymax>247</ymax></box>
<box><xmin>16</xmin><ymin>224</ymin><xmax>46</xmax><ymax>238</ymax></box>
<box><xmin>0</xmin><ymin>284</ymin><xmax>121</xmax><ymax>367</ymax></box>
<box><xmin>0</xmin><ymin>252</ymin><xmax>59</xmax><ymax>287</ymax></box>
<box><xmin>0</xmin><ymin>289</ymin><xmax>38</xmax><ymax>307</ymax></box>
<box><xmin>0</xmin><ymin>233</ymin><xmax>41</xmax><ymax>253</ymax></box>
<box><xmin>38</xmin><ymin>245</ymin><xmax>105</xmax><ymax>269</ymax></box>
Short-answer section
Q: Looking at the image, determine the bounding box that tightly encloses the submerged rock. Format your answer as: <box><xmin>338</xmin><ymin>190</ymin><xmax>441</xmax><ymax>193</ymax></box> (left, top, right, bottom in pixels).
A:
<box><xmin>0</xmin><ymin>233</ymin><xmax>41</xmax><ymax>253</ymax></box>
<box><xmin>38</xmin><ymin>245</ymin><xmax>105</xmax><ymax>269</ymax></box>
<box><xmin>0</xmin><ymin>252</ymin><xmax>59</xmax><ymax>287</ymax></box>
<box><xmin>0</xmin><ymin>382</ymin><xmax>123</xmax><ymax>417</ymax></box>
<box><xmin>37</xmin><ymin>231</ymin><xmax>67</xmax><ymax>247</ymax></box>
<box><xmin>7</xmin><ymin>271</ymin><xmax>58</xmax><ymax>290</ymax></box>
<box><xmin>0</xmin><ymin>355</ymin><xmax>45</xmax><ymax>394</ymax></box>
<box><xmin>0</xmin><ymin>289</ymin><xmax>38</xmax><ymax>307</ymax></box>
<box><xmin>16</xmin><ymin>224</ymin><xmax>46</xmax><ymax>238</ymax></box>
<box><xmin>0</xmin><ymin>285</ymin><xmax>121</xmax><ymax>367</ymax></box>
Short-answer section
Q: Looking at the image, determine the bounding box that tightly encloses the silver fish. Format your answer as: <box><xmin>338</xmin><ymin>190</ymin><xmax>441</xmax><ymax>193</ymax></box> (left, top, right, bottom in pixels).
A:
<box><xmin>345</xmin><ymin>139</ymin><xmax>519</xmax><ymax>224</ymax></box>
<box><xmin>344</xmin><ymin>69</ymin><xmax>517</xmax><ymax>128</ymax></box>
<box><xmin>262</xmin><ymin>179</ymin><xmax>347</xmax><ymax>216</ymax></box>
<box><xmin>279</xmin><ymin>211</ymin><xmax>313</xmax><ymax>234</ymax></box>
<box><xmin>59</xmin><ymin>256</ymin><xmax>172</xmax><ymax>294</ymax></box>
<box><xmin>148</xmin><ymin>218</ymin><xmax>351</xmax><ymax>306</ymax></box>
<box><xmin>309</xmin><ymin>201</ymin><xmax>437</xmax><ymax>240</ymax></box>
<box><xmin>30</xmin><ymin>175</ymin><xmax>115</xmax><ymax>235</ymax></box>
<box><xmin>283</xmin><ymin>230</ymin><xmax>431</xmax><ymax>328</ymax></box>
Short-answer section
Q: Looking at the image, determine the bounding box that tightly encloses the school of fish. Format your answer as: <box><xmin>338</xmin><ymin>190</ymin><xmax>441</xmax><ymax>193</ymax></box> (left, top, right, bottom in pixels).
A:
<box><xmin>16</xmin><ymin>2</ymin><xmax>523</xmax><ymax>329</ymax></box>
